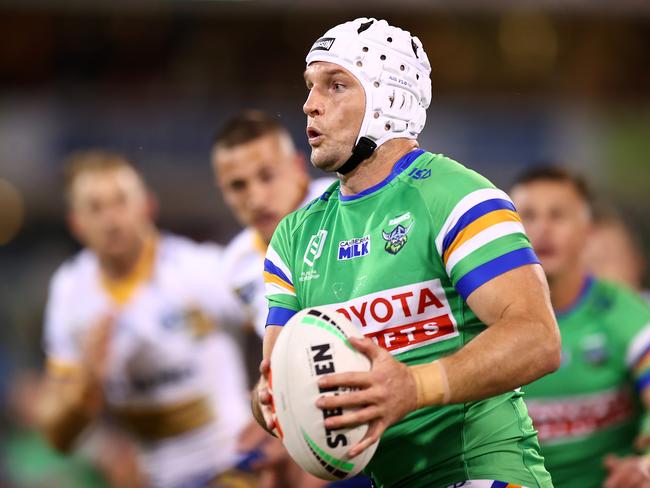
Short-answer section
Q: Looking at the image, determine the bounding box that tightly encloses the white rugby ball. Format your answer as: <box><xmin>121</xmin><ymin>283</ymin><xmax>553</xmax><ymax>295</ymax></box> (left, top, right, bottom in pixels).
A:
<box><xmin>269</xmin><ymin>306</ymin><xmax>379</xmax><ymax>480</ymax></box>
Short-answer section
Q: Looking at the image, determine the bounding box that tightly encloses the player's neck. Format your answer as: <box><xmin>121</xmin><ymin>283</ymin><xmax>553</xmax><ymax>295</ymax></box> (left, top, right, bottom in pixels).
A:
<box><xmin>99</xmin><ymin>228</ymin><xmax>155</xmax><ymax>281</ymax></box>
<box><xmin>338</xmin><ymin>139</ymin><xmax>419</xmax><ymax>196</ymax></box>
<box><xmin>547</xmin><ymin>264</ymin><xmax>590</xmax><ymax>312</ymax></box>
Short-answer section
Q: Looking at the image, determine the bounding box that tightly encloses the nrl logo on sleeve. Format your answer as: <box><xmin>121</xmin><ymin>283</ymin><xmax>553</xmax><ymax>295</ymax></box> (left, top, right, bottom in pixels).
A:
<box><xmin>382</xmin><ymin>212</ymin><xmax>413</xmax><ymax>255</ymax></box>
<box><xmin>337</xmin><ymin>235</ymin><xmax>370</xmax><ymax>261</ymax></box>
<box><xmin>304</xmin><ymin>229</ymin><xmax>328</xmax><ymax>266</ymax></box>
<box><xmin>310</xmin><ymin>37</ymin><xmax>335</xmax><ymax>52</ymax></box>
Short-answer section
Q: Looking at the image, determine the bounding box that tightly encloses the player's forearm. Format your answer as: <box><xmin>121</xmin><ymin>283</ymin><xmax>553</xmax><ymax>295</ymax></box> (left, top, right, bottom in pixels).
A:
<box><xmin>442</xmin><ymin>315</ymin><xmax>560</xmax><ymax>403</ymax></box>
<box><xmin>36</xmin><ymin>379</ymin><xmax>103</xmax><ymax>452</ymax></box>
<box><xmin>412</xmin><ymin>315</ymin><xmax>560</xmax><ymax>407</ymax></box>
<box><xmin>251</xmin><ymin>325</ymin><xmax>283</xmax><ymax>435</ymax></box>
<box><xmin>262</xmin><ymin>325</ymin><xmax>283</xmax><ymax>361</ymax></box>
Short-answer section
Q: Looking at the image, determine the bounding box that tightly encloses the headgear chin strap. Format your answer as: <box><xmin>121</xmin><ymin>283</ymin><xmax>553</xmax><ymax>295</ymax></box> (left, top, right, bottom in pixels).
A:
<box><xmin>306</xmin><ymin>18</ymin><xmax>432</xmax><ymax>174</ymax></box>
<box><xmin>336</xmin><ymin>137</ymin><xmax>377</xmax><ymax>175</ymax></box>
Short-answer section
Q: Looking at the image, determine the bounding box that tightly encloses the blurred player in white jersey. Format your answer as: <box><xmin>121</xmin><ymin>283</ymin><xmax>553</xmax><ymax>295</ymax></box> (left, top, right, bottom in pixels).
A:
<box><xmin>35</xmin><ymin>151</ymin><xmax>255</xmax><ymax>488</ymax></box>
<box><xmin>211</xmin><ymin>111</ymin><xmax>334</xmax><ymax>487</ymax></box>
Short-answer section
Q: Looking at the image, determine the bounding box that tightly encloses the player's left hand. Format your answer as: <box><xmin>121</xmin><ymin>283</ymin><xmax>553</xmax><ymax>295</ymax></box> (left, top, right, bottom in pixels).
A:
<box><xmin>315</xmin><ymin>336</ymin><xmax>417</xmax><ymax>459</ymax></box>
<box><xmin>604</xmin><ymin>454</ymin><xmax>650</xmax><ymax>488</ymax></box>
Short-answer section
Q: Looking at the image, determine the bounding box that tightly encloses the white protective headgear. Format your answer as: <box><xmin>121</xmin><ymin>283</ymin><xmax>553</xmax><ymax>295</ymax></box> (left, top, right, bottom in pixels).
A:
<box><xmin>306</xmin><ymin>18</ymin><xmax>432</xmax><ymax>172</ymax></box>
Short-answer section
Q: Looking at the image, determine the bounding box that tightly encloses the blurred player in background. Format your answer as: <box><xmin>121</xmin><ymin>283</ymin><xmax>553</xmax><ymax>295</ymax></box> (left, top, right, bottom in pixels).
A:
<box><xmin>211</xmin><ymin>110</ymin><xmax>332</xmax><ymax>338</ymax></box>
<box><xmin>585</xmin><ymin>207</ymin><xmax>649</xmax><ymax>298</ymax></box>
<box><xmin>511</xmin><ymin>166</ymin><xmax>650</xmax><ymax>488</ymax></box>
<box><xmin>259</xmin><ymin>18</ymin><xmax>560</xmax><ymax>487</ymax></box>
<box><xmin>35</xmin><ymin>151</ymin><xmax>254</xmax><ymax>488</ymax></box>
<box><xmin>211</xmin><ymin>111</ymin><xmax>341</xmax><ymax>488</ymax></box>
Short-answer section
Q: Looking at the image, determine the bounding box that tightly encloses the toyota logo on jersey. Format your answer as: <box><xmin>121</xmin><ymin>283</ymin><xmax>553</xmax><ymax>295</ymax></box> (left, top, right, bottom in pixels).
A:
<box><xmin>327</xmin><ymin>279</ymin><xmax>459</xmax><ymax>355</ymax></box>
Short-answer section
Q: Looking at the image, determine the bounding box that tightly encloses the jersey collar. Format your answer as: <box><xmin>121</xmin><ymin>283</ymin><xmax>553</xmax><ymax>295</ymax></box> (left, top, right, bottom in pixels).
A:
<box><xmin>339</xmin><ymin>149</ymin><xmax>425</xmax><ymax>202</ymax></box>
<box><xmin>555</xmin><ymin>274</ymin><xmax>595</xmax><ymax>318</ymax></box>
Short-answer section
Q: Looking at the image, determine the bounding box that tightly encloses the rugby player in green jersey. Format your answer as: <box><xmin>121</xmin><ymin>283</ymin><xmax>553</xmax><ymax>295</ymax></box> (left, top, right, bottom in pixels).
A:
<box><xmin>254</xmin><ymin>18</ymin><xmax>562</xmax><ymax>487</ymax></box>
<box><xmin>511</xmin><ymin>167</ymin><xmax>650</xmax><ymax>488</ymax></box>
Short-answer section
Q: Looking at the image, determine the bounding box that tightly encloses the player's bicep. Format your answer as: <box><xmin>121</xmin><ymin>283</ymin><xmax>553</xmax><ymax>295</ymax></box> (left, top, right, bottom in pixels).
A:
<box><xmin>466</xmin><ymin>263</ymin><xmax>554</xmax><ymax>329</ymax></box>
<box><xmin>43</xmin><ymin>270</ymin><xmax>82</xmax><ymax>369</ymax></box>
<box><xmin>263</xmin><ymin>239</ymin><xmax>300</xmax><ymax>326</ymax></box>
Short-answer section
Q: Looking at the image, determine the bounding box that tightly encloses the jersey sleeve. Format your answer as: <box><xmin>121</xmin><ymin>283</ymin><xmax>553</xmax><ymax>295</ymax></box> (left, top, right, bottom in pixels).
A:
<box><xmin>264</xmin><ymin>218</ymin><xmax>299</xmax><ymax>327</ymax></box>
<box><xmin>43</xmin><ymin>266</ymin><xmax>82</xmax><ymax>378</ymax></box>
<box><xmin>618</xmin><ymin>290</ymin><xmax>650</xmax><ymax>392</ymax></box>
<box><xmin>433</xmin><ymin>178</ymin><xmax>539</xmax><ymax>301</ymax></box>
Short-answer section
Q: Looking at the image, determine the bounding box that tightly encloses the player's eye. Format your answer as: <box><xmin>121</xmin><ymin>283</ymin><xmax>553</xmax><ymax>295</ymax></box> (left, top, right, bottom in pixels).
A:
<box><xmin>229</xmin><ymin>180</ymin><xmax>246</xmax><ymax>192</ymax></box>
<box><xmin>332</xmin><ymin>82</ymin><xmax>345</xmax><ymax>92</ymax></box>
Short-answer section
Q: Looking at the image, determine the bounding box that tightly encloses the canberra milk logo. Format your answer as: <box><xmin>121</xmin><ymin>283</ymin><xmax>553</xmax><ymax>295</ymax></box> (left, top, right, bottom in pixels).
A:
<box><xmin>309</xmin><ymin>37</ymin><xmax>335</xmax><ymax>53</ymax></box>
<box><xmin>337</xmin><ymin>235</ymin><xmax>370</xmax><ymax>261</ymax></box>
<box><xmin>304</xmin><ymin>230</ymin><xmax>328</xmax><ymax>266</ymax></box>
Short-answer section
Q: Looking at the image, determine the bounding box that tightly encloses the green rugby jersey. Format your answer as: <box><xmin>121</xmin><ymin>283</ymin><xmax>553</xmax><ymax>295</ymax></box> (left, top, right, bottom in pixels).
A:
<box><xmin>524</xmin><ymin>277</ymin><xmax>650</xmax><ymax>488</ymax></box>
<box><xmin>264</xmin><ymin>149</ymin><xmax>552</xmax><ymax>487</ymax></box>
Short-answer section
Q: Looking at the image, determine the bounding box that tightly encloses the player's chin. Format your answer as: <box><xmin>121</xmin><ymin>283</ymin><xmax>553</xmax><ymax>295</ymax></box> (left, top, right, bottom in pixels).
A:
<box><xmin>538</xmin><ymin>256</ymin><xmax>564</xmax><ymax>279</ymax></box>
<box><xmin>310</xmin><ymin>147</ymin><xmax>341</xmax><ymax>173</ymax></box>
<box><xmin>257</xmin><ymin>224</ymin><xmax>276</xmax><ymax>244</ymax></box>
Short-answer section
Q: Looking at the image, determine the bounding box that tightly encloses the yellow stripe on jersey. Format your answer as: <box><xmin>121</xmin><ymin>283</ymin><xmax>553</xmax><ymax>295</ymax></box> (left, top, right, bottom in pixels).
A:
<box><xmin>443</xmin><ymin>209</ymin><xmax>521</xmax><ymax>264</ymax></box>
<box><xmin>109</xmin><ymin>396</ymin><xmax>214</xmax><ymax>441</ymax></box>
<box><xmin>100</xmin><ymin>235</ymin><xmax>157</xmax><ymax>305</ymax></box>
<box><xmin>252</xmin><ymin>231</ymin><xmax>268</xmax><ymax>255</ymax></box>
<box><xmin>263</xmin><ymin>271</ymin><xmax>295</xmax><ymax>294</ymax></box>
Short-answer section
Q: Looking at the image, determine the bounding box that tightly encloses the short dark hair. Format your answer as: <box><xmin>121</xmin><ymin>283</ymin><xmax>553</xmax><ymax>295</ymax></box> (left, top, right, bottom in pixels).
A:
<box><xmin>212</xmin><ymin>110</ymin><xmax>292</xmax><ymax>150</ymax></box>
<box><xmin>512</xmin><ymin>165</ymin><xmax>593</xmax><ymax>207</ymax></box>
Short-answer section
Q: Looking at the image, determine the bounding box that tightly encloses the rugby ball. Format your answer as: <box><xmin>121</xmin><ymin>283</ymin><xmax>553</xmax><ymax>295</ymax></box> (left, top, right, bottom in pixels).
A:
<box><xmin>269</xmin><ymin>306</ymin><xmax>379</xmax><ymax>480</ymax></box>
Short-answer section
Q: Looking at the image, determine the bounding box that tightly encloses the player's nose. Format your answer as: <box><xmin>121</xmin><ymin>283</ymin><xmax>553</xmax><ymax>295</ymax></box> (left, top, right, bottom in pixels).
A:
<box><xmin>247</xmin><ymin>181</ymin><xmax>270</xmax><ymax>210</ymax></box>
<box><xmin>303</xmin><ymin>89</ymin><xmax>323</xmax><ymax>117</ymax></box>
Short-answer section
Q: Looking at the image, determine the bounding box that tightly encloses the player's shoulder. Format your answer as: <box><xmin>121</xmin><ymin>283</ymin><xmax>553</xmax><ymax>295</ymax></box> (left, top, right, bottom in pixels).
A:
<box><xmin>49</xmin><ymin>248</ymin><xmax>96</xmax><ymax>296</ymax></box>
<box><xmin>591</xmin><ymin>278</ymin><xmax>650</xmax><ymax>320</ymax></box>
<box><xmin>410</xmin><ymin>151</ymin><xmax>497</xmax><ymax>198</ymax></box>
<box><xmin>223</xmin><ymin>227</ymin><xmax>256</xmax><ymax>260</ymax></box>
<box><xmin>158</xmin><ymin>232</ymin><xmax>224</xmax><ymax>266</ymax></box>
<box><xmin>305</xmin><ymin>177</ymin><xmax>337</xmax><ymax>203</ymax></box>
<box><xmin>224</xmin><ymin>227</ymin><xmax>255</xmax><ymax>252</ymax></box>
<box><xmin>222</xmin><ymin>227</ymin><xmax>260</xmax><ymax>270</ymax></box>
<box><xmin>408</xmin><ymin>152</ymin><xmax>513</xmax><ymax>240</ymax></box>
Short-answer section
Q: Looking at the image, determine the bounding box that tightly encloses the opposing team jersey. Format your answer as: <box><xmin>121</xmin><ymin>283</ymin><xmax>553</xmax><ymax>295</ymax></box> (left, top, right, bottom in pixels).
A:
<box><xmin>264</xmin><ymin>149</ymin><xmax>552</xmax><ymax>487</ymax></box>
<box><xmin>524</xmin><ymin>277</ymin><xmax>650</xmax><ymax>488</ymax></box>
<box><xmin>222</xmin><ymin>178</ymin><xmax>334</xmax><ymax>337</ymax></box>
<box><xmin>44</xmin><ymin>234</ymin><xmax>250</xmax><ymax>488</ymax></box>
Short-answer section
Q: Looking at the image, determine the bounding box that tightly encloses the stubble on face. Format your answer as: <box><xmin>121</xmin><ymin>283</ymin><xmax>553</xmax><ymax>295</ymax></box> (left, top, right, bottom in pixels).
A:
<box><xmin>303</xmin><ymin>62</ymin><xmax>365</xmax><ymax>173</ymax></box>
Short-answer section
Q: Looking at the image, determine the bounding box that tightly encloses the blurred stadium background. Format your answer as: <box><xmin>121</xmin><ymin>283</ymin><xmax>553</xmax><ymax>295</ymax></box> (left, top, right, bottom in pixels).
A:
<box><xmin>0</xmin><ymin>0</ymin><xmax>648</xmax><ymax>484</ymax></box>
